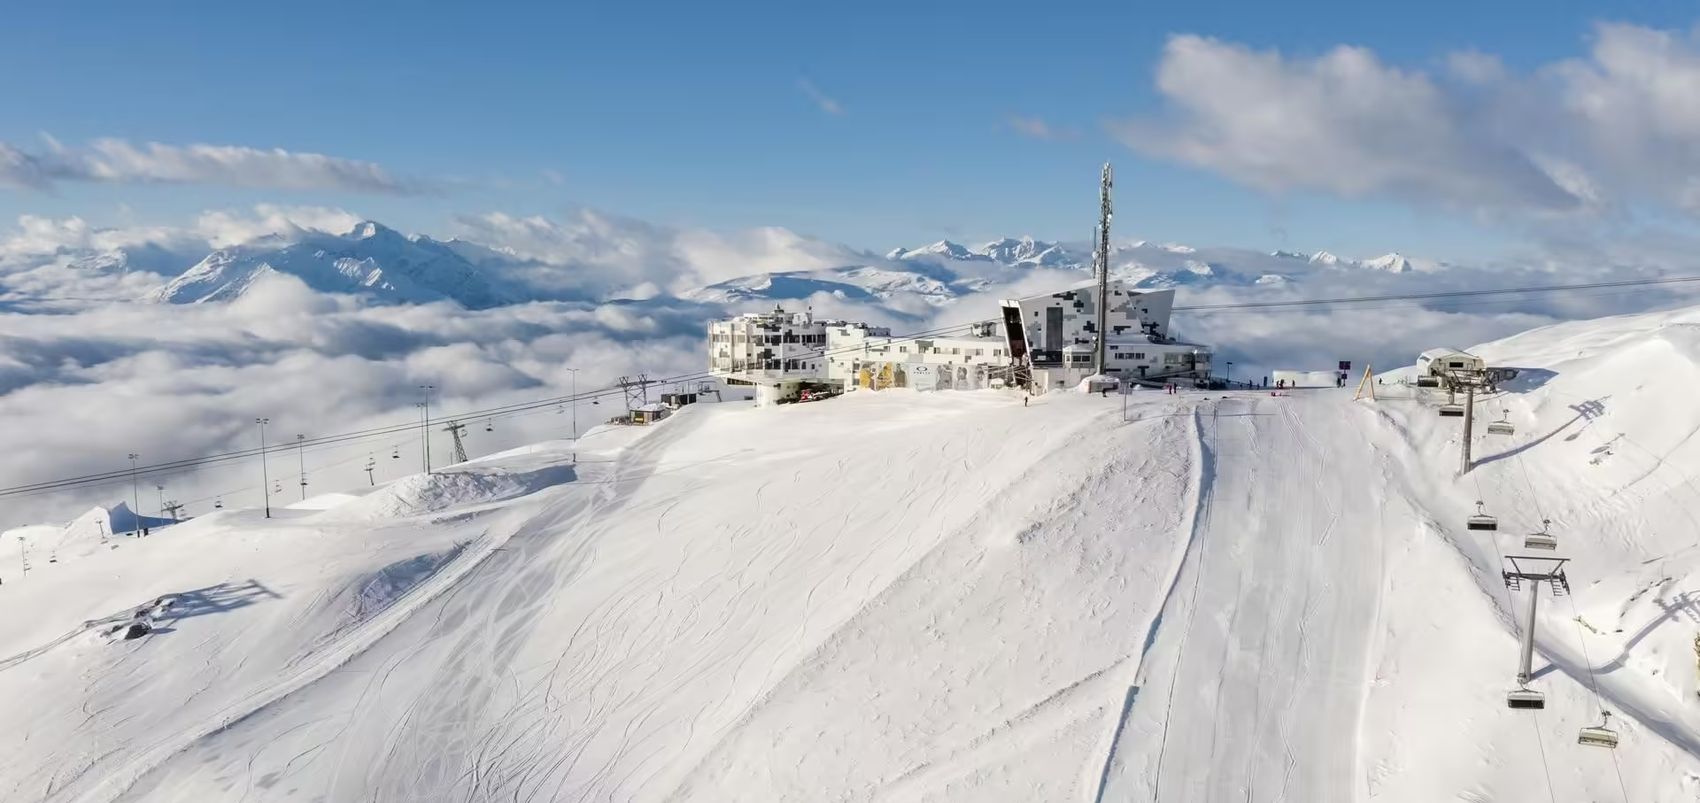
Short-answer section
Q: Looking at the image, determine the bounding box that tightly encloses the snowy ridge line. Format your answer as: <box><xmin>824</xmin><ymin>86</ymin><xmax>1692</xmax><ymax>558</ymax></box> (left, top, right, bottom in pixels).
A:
<box><xmin>63</xmin><ymin>492</ymin><xmax>595</xmax><ymax>803</ymax></box>
<box><xmin>1092</xmin><ymin>399</ymin><xmax>1210</xmax><ymax>802</ymax></box>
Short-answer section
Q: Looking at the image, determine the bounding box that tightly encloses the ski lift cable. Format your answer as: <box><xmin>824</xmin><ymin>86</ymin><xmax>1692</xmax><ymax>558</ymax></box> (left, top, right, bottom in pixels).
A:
<box><xmin>0</xmin><ymin>319</ymin><xmax>993</xmax><ymax>499</ymax></box>
<box><xmin>1506</xmin><ymin>444</ymin><xmax>1629</xmax><ymax>796</ymax></box>
<box><xmin>19</xmin><ymin>274</ymin><xmax>1700</xmax><ymax>502</ymax></box>
<box><xmin>1527</xmin><ymin>714</ymin><xmax>1562</xmax><ymax>803</ymax></box>
<box><xmin>1559</xmin><ymin>578</ymin><xmax>1634</xmax><ymax>800</ymax></box>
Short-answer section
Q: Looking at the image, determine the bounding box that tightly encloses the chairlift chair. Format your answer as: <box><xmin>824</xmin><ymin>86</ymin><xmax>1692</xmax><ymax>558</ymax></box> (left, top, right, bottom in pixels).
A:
<box><xmin>1507</xmin><ymin>688</ymin><xmax>1546</xmax><ymax>709</ymax></box>
<box><xmin>1578</xmin><ymin>711</ymin><xmax>1620</xmax><ymax>748</ymax></box>
<box><xmin>1525</xmin><ymin>519</ymin><xmax>1557</xmax><ymax>551</ymax></box>
<box><xmin>1439</xmin><ymin>403</ymin><xmax>1465</xmax><ymax>417</ymax></box>
<box><xmin>214</xmin><ymin>498</ymin><xmax>223</xmax><ymax>510</ymax></box>
<box><xmin>1467</xmin><ymin>501</ymin><xmax>1499</xmax><ymax>532</ymax></box>
<box><xmin>485</xmin><ymin>418</ymin><xmax>494</xmax><ymax>433</ymax></box>
<box><xmin>391</xmin><ymin>447</ymin><xmax>401</xmax><ymax>460</ymax></box>
<box><xmin>1486</xmin><ymin>412</ymin><xmax>1515</xmax><ymax>436</ymax></box>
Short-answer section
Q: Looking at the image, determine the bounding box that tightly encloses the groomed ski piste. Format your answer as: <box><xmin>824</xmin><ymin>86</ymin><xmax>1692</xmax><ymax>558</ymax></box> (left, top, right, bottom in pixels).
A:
<box><xmin>5</xmin><ymin>305</ymin><xmax>1700</xmax><ymax>801</ymax></box>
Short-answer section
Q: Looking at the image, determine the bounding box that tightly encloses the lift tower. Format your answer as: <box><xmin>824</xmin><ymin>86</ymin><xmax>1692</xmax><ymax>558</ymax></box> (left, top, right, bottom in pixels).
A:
<box><xmin>1092</xmin><ymin>163</ymin><xmax>1114</xmax><ymax>377</ymax></box>
<box><xmin>1502</xmin><ymin>555</ymin><xmax>1570</xmax><ymax>709</ymax></box>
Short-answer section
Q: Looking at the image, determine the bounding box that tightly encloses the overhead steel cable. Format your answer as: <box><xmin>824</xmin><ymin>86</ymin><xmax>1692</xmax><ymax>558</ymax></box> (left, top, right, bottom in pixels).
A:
<box><xmin>1171</xmin><ymin>273</ymin><xmax>1700</xmax><ymax>312</ymax></box>
<box><xmin>10</xmin><ymin>271</ymin><xmax>1700</xmax><ymax>500</ymax></box>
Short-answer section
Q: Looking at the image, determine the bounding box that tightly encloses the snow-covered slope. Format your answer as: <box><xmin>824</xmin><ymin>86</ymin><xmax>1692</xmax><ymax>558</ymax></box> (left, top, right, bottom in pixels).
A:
<box><xmin>144</xmin><ymin>221</ymin><xmax>515</xmax><ymax>308</ymax></box>
<box><xmin>12</xmin><ymin>289</ymin><xmax>1700</xmax><ymax>802</ymax></box>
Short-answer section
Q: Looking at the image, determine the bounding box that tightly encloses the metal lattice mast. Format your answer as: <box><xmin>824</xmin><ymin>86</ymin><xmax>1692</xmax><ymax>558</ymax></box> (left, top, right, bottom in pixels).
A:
<box><xmin>1093</xmin><ymin>163</ymin><xmax>1114</xmax><ymax>376</ymax></box>
<box><xmin>444</xmin><ymin>420</ymin><xmax>469</xmax><ymax>464</ymax></box>
<box><xmin>618</xmin><ymin>373</ymin><xmax>651</xmax><ymax>414</ymax></box>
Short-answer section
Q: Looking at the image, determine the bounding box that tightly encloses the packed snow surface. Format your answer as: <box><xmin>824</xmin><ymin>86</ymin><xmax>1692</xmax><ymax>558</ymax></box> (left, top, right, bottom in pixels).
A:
<box><xmin>7</xmin><ymin>305</ymin><xmax>1700</xmax><ymax>800</ymax></box>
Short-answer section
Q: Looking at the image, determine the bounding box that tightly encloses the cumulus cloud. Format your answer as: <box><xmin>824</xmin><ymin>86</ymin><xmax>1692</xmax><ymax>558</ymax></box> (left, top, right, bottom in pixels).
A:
<box><xmin>0</xmin><ymin>277</ymin><xmax>718</xmax><ymax>530</ymax></box>
<box><xmin>0</xmin><ymin>137</ymin><xmax>422</xmax><ymax>194</ymax></box>
<box><xmin>6</xmin><ymin>199</ymin><xmax>1700</xmax><ymax>537</ymax></box>
<box><xmin>1114</xmin><ymin>23</ymin><xmax>1700</xmax><ymax>220</ymax></box>
<box><xmin>193</xmin><ymin>204</ymin><xmax>364</xmax><ymax>248</ymax></box>
<box><xmin>1114</xmin><ymin>35</ymin><xmax>1584</xmax><ymax>214</ymax></box>
<box><xmin>451</xmin><ymin>209</ymin><xmax>870</xmax><ymax>297</ymax></box>
<box><xmin>796</xmin><ymin>78</ymin><xmax>846</xmax><ymax>116</ymax></box>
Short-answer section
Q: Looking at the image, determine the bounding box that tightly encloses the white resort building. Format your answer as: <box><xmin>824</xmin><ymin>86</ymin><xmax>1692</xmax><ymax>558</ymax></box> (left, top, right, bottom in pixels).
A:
<box><xmin>707</xmin><ymin>165</ymin><xmax>1211</xmax><ymax>404</ymax></box>
<box><xmin>998</xmin><ymin>283</ymin><xmax>1210</xmax><ymax>391</ymax></box>
<box><xmin>707</xmin><ymin>281</ymin><xmax>1212</xmax><ymax>405</ymax></box>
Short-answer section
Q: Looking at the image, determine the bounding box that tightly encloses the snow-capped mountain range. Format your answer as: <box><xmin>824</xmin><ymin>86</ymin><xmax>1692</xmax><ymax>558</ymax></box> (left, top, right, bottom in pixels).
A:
<box><xmin>144</xmin><ymin>221</ymin><xmax>515</xmax><ymax>309</ymax></box>
<box><xmin>14</xmin><ymin>220</ymin><xmax>1436</xmax><ymax>310</ymax></box>
<box><xmin>689</xmin><ymin>237</ymin><xmax>1434</xmax><ymax>306</ymax></box>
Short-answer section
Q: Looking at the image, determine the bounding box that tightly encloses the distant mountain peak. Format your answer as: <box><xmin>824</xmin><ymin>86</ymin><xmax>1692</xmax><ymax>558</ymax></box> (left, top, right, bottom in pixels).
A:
<box><xmin>348</xmin><ymin>220</ymin><xmax>394</xmax><ymax>239</ymax></box>
<box><xmin>1362</xmin><ymin>252</ymin><xmax>1414</xmax><ymax>273</ymax></box>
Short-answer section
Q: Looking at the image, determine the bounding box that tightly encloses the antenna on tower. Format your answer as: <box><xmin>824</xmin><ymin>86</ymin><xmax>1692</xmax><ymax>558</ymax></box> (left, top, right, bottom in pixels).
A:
<box><xmin>1093</xmin><ymin>163</ymin><xmax>1114</xmax><ymax>377</ymax></box>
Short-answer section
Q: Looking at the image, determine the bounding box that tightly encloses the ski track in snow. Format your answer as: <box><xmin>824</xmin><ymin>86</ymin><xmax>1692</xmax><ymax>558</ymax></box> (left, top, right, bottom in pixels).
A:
<box><xmin>1099</xmin><ymin>393</ymin><xmax>1412</xmax><ymax>803</ymax></box>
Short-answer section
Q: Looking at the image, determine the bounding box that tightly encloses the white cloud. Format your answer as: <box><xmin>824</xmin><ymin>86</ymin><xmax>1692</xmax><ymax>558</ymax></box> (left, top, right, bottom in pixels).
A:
<box><xmin>7</xmin><ymin>201</ymin><xmax>1700</xmax><ymax>536</ymax></box>
<box><xmin>1007</xmin><ymin>115</ymin><xmax>1075</xmax><ymax>141</ymax></box>
<box><xmin>0</xmin><ymin>137</ymin><xmax>422</xmax><ymax>194</ymax></box>
<box><xmin>1112</xmin><ymin>24</ymin><xmax>1700</xmax><ymax>222</ymax></box>
<box><xmin>1113</xmin><ymin>35</ymin><xmax>1585</xmax><ymax>214</ymax></box>
<box><xmin>193</xmin><ymin>205</ymin><xmax>363</xmax><ymax>248</ymax></box>
<box><xmin>451</xmin><ymin>209</ymin><xmax>869</xmax><ymax>297</ymax></box>
<box><xmin>796</xmin><ymin>78</ymin><xmax>846</xmax><ymax>116</ymax></box>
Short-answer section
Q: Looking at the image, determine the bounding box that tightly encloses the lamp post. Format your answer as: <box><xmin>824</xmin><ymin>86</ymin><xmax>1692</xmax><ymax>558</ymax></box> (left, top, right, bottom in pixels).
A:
<box><xmin>296</xmin><ymin>434</ymin><xmax>308</xmax><ymax>500</ymax></box>
<box><xmin>1226</xmin><ymin>361</ymin><xmax>1234</xmax><ymax>388</ymax></box>
<box><xmin>564</xmin><ymin>368</ymin><xmax>579</xmax><ymax>440</ymax></box>
<box><xmin>127</xmin><ymin>453</ymin><xmax>141</xmax><ymax>535</ymax></box>
<box><xmin>418</xmin><ymin>384</ymin><xmax>435</xmax><ymax>474</ymax></box>
<box><xmin>256</xmin><ymin>418</ymin><xmax>271</xmax><ymax>518</ymax></box>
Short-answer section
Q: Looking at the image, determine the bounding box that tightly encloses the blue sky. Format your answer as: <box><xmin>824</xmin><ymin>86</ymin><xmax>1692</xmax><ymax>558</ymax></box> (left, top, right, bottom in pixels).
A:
<box><xmin>2</xmin><ymin>0</ymin><xmax>1698</xmax><ymax>260</ymax></box>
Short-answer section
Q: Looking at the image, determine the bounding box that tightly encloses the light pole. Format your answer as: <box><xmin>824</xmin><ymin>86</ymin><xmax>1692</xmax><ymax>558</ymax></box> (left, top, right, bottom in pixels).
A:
<box><xmin>256</xmin><ymin>417</ymin><xmax>271</xmax><ymax>518</ymax></box>
<box><xmin>127</xmin><ymin>453</ymin><xmax>141</xmax><ymax>535</ymax></box>
<box><xmin>1226</xmin><ymin>361</ymin><xmax>1234</xmax><ymax>388</ymax></box>
<box><xmin>296</xmin><ymin>434</ymin><xmax>308</xmax><ymax>500</ymax></box>
<box><xmin>419</xmin><ymin>384</ymin><xmax>435</xmax><ymax>474</ymax></box>
<box><xmin>564</xmin><ymin>368</ymin><xmax>579</xmax><ymax>440</ymax></box>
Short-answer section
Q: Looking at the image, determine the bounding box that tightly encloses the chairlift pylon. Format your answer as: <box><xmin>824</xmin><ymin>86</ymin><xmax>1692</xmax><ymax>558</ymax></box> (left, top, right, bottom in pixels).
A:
<box><xmin>1467</xmin><ymin>501</ymin><xmax>1499</xmax><ymax>532</ymax></box>
<box><xmin>1525</xmin><ymin>518</ymin><xmax>1557</xmax><ymax>551</ymax></box>
<box><xmin>1507</xmin><ymin>687</ymin><xmax>1546</xmax><ymax>709</ymax></box>
<box><xmin>1578</xmin><ymin>711</ymin><xmax>1620</xmax><ymax>748</ymax></box>
<box><xmin>1439</xmin><ymin>403</ymin><xmax>1465</xmax><ymax>417</ymax></box>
